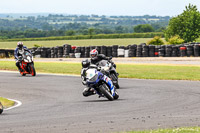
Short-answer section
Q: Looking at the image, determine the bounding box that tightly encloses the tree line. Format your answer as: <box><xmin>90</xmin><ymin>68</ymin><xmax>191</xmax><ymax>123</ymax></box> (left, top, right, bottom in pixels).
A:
<box><xmin>0</xmin><ymin>14</ymin><xmax>169</xmax><ymax>39</ymax></box>
<box><xmin>1</xmin><ymin>3</ymin><xmax>199</xmax><ymax>44</ymax></box>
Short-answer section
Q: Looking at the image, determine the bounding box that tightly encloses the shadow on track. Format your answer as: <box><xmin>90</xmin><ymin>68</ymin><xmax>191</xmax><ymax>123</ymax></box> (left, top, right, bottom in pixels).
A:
<box><xmin>83</xmin><ymin>98</ymin><xmax>125</xmax><ymax>103</ymax></box>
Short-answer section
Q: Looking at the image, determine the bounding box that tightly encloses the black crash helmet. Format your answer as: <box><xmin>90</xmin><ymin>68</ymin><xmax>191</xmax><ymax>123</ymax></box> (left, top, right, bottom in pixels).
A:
<box><xmin>82</xmin><ymin>59</ymin><xmax>90</xmax><ymax>68</ymax></box>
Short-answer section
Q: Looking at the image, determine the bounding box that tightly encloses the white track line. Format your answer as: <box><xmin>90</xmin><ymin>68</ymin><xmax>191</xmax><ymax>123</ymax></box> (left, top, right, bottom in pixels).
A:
<box><xmin>4</xmin><ymin>98</ymin><xmax>22</xmax><ymax>111</ymax></box>
<box><xmin>0</xmin><ymin>70</ymin><xmax>80</xmax><ymax>77</ymax></box>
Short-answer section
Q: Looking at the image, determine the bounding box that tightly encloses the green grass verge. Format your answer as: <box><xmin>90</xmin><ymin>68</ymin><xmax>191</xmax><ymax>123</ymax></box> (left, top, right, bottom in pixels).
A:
<box><xmin>0</xmin><ymin>38</ymin><xmax>156</xmax><ymax>49</ymax></box>
<box><xmin>0</xmin><ymin>97</ymin><xmax>15</xmax><ymax>108</ymax></box>
<box><xmin>0</xmin><ymin>61</ymin><xmax>200</xmax><ymax>81</ymax></box>
<box><xmin>126</xmin><ymin>127</ymin><xmax>200</xmax><ymax>133</ymax></box>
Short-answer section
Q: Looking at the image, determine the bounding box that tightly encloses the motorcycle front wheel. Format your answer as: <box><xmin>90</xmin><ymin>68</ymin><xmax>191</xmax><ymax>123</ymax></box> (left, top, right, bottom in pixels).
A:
<box><xmin>30</xmin><ymin>63</ymin><xmax>36</xmax><ymax>76</ymax></box>
<box><xmin>99</xmin><ymin>84</ymin><xmax>114</xmax><ymax>101</ymax></box>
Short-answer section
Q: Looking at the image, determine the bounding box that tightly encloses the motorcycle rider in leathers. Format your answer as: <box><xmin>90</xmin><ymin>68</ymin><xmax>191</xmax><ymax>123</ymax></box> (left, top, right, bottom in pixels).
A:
<box><xmin>14</xmin><ymin>41</ymin><xmax>32</xmax><ymax>72</ymax></box>
<box><xmin>81</xmin><ymin>49</ymin><xmax>115</xmax><ymax>97</ymax></box>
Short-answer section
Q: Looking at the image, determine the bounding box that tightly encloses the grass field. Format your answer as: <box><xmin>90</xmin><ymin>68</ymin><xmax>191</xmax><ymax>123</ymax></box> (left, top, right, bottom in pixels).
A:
<box><xmin>0</xmin><ymin>38</ymin><xmax>154</xmax><ymax>49</ymax></box>
<box><xmin>0</xmin><ymin>61</ymin><xmax>200</xmax><ymax>81</ymax></box>
<box><xmin>0</xmin><ymin>97</ymin><xmax>15</xmax><ymax>108</ymax></box>
<box><xmin>126</xmin><ymin>127</ymin><xmax>200</xmax><ymax>133</ymax></box>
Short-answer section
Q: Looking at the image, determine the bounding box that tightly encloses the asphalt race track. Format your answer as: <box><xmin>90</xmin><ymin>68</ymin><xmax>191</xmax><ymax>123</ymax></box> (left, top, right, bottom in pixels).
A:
<box><xmin>0</xmin><ymin>71</ymin><xmax>200</xmax><ymax>133</ymax></box>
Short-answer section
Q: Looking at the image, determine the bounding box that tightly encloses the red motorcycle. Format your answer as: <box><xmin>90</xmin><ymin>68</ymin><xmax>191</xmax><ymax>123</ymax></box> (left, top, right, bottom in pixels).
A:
<box><xmin>19</xmin><ymin>51</ymin><xmax>36</xmax><ymax>76</ymax></box>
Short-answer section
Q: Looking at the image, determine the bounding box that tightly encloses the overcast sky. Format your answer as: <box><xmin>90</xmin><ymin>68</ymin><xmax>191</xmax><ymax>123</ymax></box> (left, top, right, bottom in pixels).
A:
<box><xmin>1</xmin><ymin>0</ymin><xmax>200</xmax><ymax>16</ymax></box>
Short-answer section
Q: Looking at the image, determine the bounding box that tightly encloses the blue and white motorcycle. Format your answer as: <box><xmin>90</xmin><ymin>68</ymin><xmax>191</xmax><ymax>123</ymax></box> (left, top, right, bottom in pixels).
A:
<box><xmin>85</xmin><ymin>65</ymin><xmax>119</xmax><ymax>101</ymax></box>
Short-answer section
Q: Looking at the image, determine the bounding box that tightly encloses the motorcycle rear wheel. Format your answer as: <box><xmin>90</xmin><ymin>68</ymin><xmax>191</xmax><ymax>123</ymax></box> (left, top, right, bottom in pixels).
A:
<box><xmin>99</xmin><ymin>84</ymin><xmax>114</xmax><ymax>101</ymax></box>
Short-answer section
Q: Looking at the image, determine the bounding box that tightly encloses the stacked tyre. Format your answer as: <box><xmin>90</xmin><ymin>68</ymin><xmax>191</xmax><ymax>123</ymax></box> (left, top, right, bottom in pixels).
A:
<box><xmin>63</xmin><ymin>44</ymin><xmax>71</xmax><ymax>58</ymax></box>
<box><xmin>85</xmin><ymin>47</ymin><xmax>90</xmax><ymax>58</ymax></box>
<box><xmin>186</xmin><ymin>45</ymin><xmax>194</xmax><ymax>57</ymax></box>
<box><xmin>118</xmin><ymin>46</ymin><xmax>125</xmax><ymax>57</ymax></box>
<box><xmin>35</xmin><ymin>47</ymin><xmax>41</xmax><ymax>58</ymax></box>
<box><xmin>159</xmin><ymin>45</ymin><xmax>165</xmax><ymax>57</ymax></box>
<box><xmin>31</xmin><ymin>47</ymin><xmax>37</xmax><ymax>57</ymax></box>
<box><xmin>165</xmin><ymin>45</ymin><xmax>172</xmax><ymax>57</ymax></box>
<box><xmin>90</xmin><ymin>46</ymin><xmax>96</xmax><ymax>51</ymax></box>
<box><xmin>106</xmin><ymin>46</ymin><xmax>112</xmax><ymax>57</ymax></box>
<box><xmin>112</xmin><ymin>45</ymin><xmax>118</xmax><ymax>57</ymax></box>
<box><xmin>54</xmin><ymin>47</ymin><xmax>58</xmax><ymax>58</ymax></box>
<box><xmin>74</xmin><ymin>47</ymin><xmax>81</xmax><ymax>58</ymax></box>
<box><xmin>101</xmin><ymin>46</ymin><xmax>107</xmax><ymax>56</ymax></box>
<box><xmin>41</xmin><ymin>47</ymin><xmax>48</xmax><ymax>58</ymax></box>
<box><xmin>155</xmin><ymin>46</ymin><xmax>160</xmax><ymax>57</ymax></box>
<box><xmin>180</xmin><ymin>46</ymin><xmax>187</xmax><ymax>57</ymax></box>
<box><xmin>194</xmin><ymin>44</ymin><xmax>200</xmax><ymax>57</ymax></box>
<box><xmin>172</xmin><ymin>46</ymin><xmax>178</xmax><ymax>57</ymax></box>
<box><xmin>149</xmin><ymin>45</ymin><xmax>155</xmax><ymax>57</ymax></box>
<box><xmin>50</xmin><ymin>47</ymin><xmax>54</xmax><ymax>58</ymax></box>
<box><xmin>80</xmin><ymin>47</ymin><xmax>85</xmax><ymax>58</ymax></box>
<box><xmin>136</xmin><ymin>45</ymin><xmax>142</xmax><ymax>57</ymax></box>
<box><xmin>69</xmin><ymin>53</ymin><xmax>75</xmax><ymax>58</ymax></box>
<box><xmin>142</xmin><ymin>45</ymin><xmax>149</xmax><ymax>57</ymax></box>
<box><xmin>128</xmin><ymin>45</ymin><xmax>137</xmax><ymax>57</ymax></box>
<box><xmin>57</xmin><ymin>46</ymin><xmax>63</xmax><ymax>58</ymax></box>
<box><xmin>47</xmin><ymin>48</ymin><xmax>51</xmax><ymax>58</ymax></box>
<box><xmin>95</xmin><ymin>46</ymin><xmax>101</xmax><ymax>54</ymax></box>
<box><xmin>71</xmin><ymin>46</ymin><xmax>76</xmax><ymax>54</ymax></box>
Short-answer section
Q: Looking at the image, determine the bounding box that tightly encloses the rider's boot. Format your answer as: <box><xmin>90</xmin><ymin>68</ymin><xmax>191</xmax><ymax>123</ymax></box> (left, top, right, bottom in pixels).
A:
<box><xmin>82</xmin><ymin>87</ymin><xmax>96</xmax><ymax>97</ymax></box>
<box><xmin>18</xmin><ymin>67</ymin><xmax>23</xmax><ymax>72</ymax></box>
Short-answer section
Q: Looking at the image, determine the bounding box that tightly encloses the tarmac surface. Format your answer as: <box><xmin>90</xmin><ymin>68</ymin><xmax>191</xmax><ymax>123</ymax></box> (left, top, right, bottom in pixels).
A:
<box><xmin>0</xmin><ymin>72</ymin><xmax>200</xmax><ymax>133</ymax></box>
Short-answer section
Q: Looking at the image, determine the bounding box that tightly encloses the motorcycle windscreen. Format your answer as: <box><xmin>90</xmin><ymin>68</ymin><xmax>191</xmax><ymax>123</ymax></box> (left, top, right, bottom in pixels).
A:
<box><xmin>86</xmin><ymin>69</ymin><xmax>100</xmax><ymax>82</ymax></box>
<box><xmin>86</xmin><ymin>69</ymin><xmax>96</xmax><ymax>79</ymax></box>
<box><xmin>98</xmin><ymin>60</ymin><xmax>110</xmax><ymax>71</ymax></box>
<box><xmin>23</xmin><ymin>51</ymin><xmax>32</xmax><ymax>62</ymax></box>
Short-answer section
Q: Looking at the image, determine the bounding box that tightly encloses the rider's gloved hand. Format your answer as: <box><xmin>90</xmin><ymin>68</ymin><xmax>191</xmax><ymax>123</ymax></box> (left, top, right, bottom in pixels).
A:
<box><xmin>18</xmin><ymin>56</ymin><xmax>23</xmax><ymax>61</ymax></box>
<box><xmin>97</xmin><ymin>66</ymin><xmax>101</xmax><ymax>71</ymax></box>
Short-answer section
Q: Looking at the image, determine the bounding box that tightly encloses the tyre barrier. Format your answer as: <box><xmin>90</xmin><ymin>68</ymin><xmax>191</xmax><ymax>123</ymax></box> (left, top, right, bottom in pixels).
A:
<box><xmin>1</xmin><ymin>43</ymin><xmax>200</xmax><ymax>58</ymax></box>
<box><xmin>0</xmin><ymin>49</ymin><xmax>14</xmax><ymax>58</ymax></box>
<box><xmin>125</xmin><ymin>50</ymin><xmax>129</xmax><ymax>57</ymax></box>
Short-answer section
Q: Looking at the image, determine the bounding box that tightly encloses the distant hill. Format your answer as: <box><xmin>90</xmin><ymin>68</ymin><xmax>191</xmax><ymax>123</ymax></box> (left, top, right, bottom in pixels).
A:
<box><xmin>0</xmin><ymin>13</ymin><xmax>169</xmax><ymax>39</ymax></box>
<box><xmin>0</xmin><ymin>13</ymin><xmax>49</xmax><ymax>18</ymax></box>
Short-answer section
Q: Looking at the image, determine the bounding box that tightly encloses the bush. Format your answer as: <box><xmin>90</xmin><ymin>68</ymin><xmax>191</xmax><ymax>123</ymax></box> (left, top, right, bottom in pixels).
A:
<box><xmin>34</xmin><ymin>44</ymin><xmax>42</xmax><ymax>48</ymax></box>
<box><xmin>147</xmin><ymin>36</ymin><xmax>164</xmax><ymax>45</ymax></box>
<box><xmin>167</xmin><ymin>35</ymin><xmax>184</xmax><ymax>44</ymax></box>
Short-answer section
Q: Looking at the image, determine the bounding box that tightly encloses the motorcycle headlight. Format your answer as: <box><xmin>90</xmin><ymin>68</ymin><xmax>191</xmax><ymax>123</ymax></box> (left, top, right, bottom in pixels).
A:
<box><xmin>24</xmin><ymin>59</ymin><xmax>28</xmax><ymax>62</ymax></box>
<box><xmin>27</xmin><ymin>56</ymin><xmax>31</xmax><ymax>62</ymax></box>
<box><xmin>102</xmin><ymin>66</ymin><xmax>109</xmax><ymax>71</ymax></box>
<box><xmin>89</xmin><ymin>74</ymin><xmax>98</xmax><ymax>82</ymax></box>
